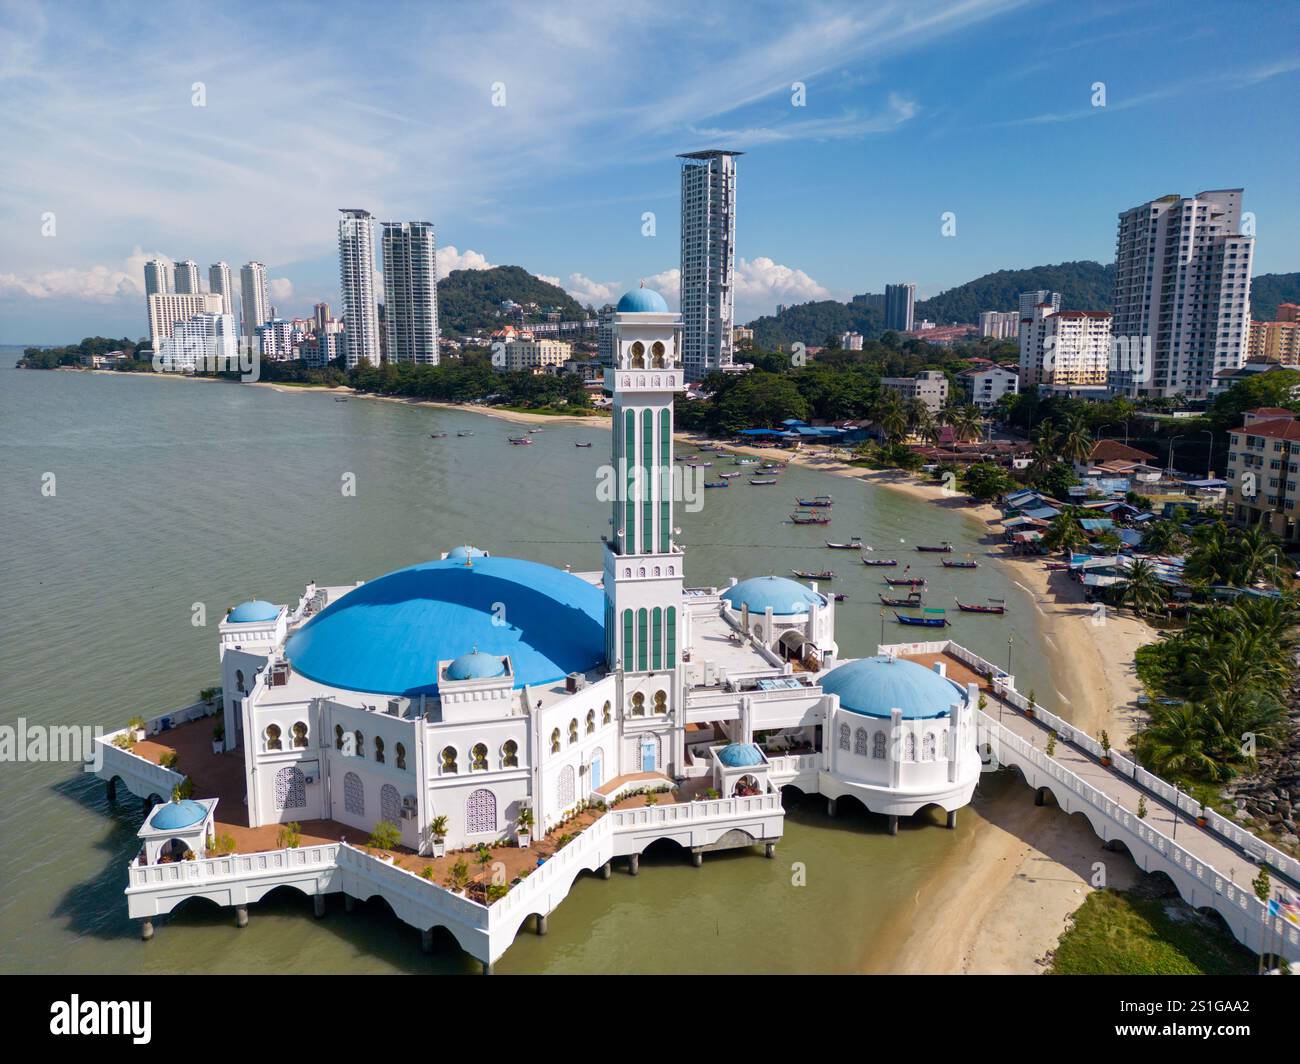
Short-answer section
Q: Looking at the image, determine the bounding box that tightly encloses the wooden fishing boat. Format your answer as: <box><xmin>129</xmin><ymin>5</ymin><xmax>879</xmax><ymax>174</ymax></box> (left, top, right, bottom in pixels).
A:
<box><xmin>749</xmin><ymin>478</ymin><xmax>778</xmax><ymax>485</ymax></box>
<box><xmin>795</xmin><ymin>495</ymin><xmax>833</xmax><ymax>507</ymax></box>
<box><xmin>832</xmin><ymin>592</ymin><xmax>848</xmax><ymax>602</ymax></box>
<box><xmin>334</xmin><ymin>397</ymin><xmax>348</xmax><ymax>402</ymax></box>
<box><xmin>879</xmin><ymin>593</ymin><xmax>923</xmax><ymax>607</ymax></box>
<box><xmin>954</xmin><ymin>598</ymin><xmax>1006</xmax><ymax>615</ymax></box>
<box><xmin>430</xmin><ymin>432</ymin><xmax>448</xmax><ymax>438</ymax></box>
<box><xmin>508</xmin><ymin>436</ymin><xmax>533</xmax><ymax>445</ymax></box>
<box><xmin>790</xmin><ymin>510</ymin><xmax>831</xmax><ymax>525</ymax></box>
<box><xmin>457</xmin><ymin>431</ymin><xmax>475</xmax><ymax>437</ymax></box>
<box><xmin>916</xmin><ymin>542</ymin><xmax>954</xmax><ymax>553</ymax></box>
<box><xmin>792</xmin><ymin>568</ymin><xmax>834</xmax><ymax>580</ymax></box>
<box><xmin>861</xmin><ymin>557</ymin><xmax>899</xmax><ymax>567</ymax></box>
<box><xmin>941</xmin><ymin>558</ymin><xmax>979</xmax><ymax>569</ymax></box>
<box><xmin>704</xmin><ymin>480</ymin><xmax>729</xmax><ymax>489</ymax></box>
<box><xmin>718</xmin><ymin>471</ymin><xmax>741</xmax><ymax>479</ymax></box>
<box><xmin>894</xmin><ymin>610</ymin><xmax>948</xmax><ymax>628</ymax></box>
<box><xmin>574</xmin><ymin>441</ymin><xmax>593</xmax><ymax>447</ymax></box>
<box><xmin>736</xmin><ymin>458</ymin><xmax>759</xmax><ymax>465</ymax></box>
<box><xmin>824</xmin><ymin>537</ymin><xmax>862</xmax><ymax>549</ymax></box>
<box><xmin>884</xmin><ymin>576</ymin><xmax>926</xmax><ymax>587</ymax></box>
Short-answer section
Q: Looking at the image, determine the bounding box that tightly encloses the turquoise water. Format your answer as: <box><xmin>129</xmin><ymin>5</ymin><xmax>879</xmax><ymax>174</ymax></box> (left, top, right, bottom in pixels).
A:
<box><xmin>0</xmin><ymin>356</ymin><xmax>1060</xmax><ymax>973</ymax></box>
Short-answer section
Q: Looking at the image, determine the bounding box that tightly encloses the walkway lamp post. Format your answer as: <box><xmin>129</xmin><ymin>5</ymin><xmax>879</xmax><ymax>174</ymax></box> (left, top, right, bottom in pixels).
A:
<box><xmin>1199</xmin><ymin>428</ymin><xmax>1214</xmax><ymax>479</ymax></box>
<box><xmin>1002</xmin><ymin>637</ymin><xmax>1013</xmax><ymax>723</ymax></box>
<box><xmin>1166</xmin><ymin>434</ymin><xmax>1185</xmax><ymax>478</ymax></box>
<box><xmin>879</xmin><ymin>608</ymin><xmax>886</xmax><ymax>648</ymax></box>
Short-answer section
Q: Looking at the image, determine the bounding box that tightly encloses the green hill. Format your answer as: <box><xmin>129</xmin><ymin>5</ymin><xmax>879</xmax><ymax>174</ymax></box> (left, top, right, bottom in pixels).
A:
<box><xmin>913</xmin><ymin>260</ymin><xmax>1114</xmax><ymax>323</ymax></box>
<box><xmin>1249</xmin><ymin>272</ymin><xmax>1300</xmax><ymax>320</ymax></box>
<box><xmin>438</xmin><ymin>265</ymin><xmax>586</xmax><ymax>334</ymax></box>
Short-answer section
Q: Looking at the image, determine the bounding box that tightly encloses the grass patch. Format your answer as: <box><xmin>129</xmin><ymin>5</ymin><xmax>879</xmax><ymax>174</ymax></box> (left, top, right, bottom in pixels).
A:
<box><xmin>1049</xmin><ymin>889</ymin><xmax>1255</xmax><ymax>975</ymax></box>
<box><xmin>496</xmin><ymin>404</ymin><xmax>606</xmax><ymax>418</ymax></box>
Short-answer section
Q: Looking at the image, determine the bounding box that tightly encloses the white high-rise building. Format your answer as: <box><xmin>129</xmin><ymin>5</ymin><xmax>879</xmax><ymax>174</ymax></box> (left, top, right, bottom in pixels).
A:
<box><xmin>147</xmin><ymin>292</ymin><xmax>224</xmax><ymax>351</ymax></box>
<box><xmin>1018</xmin><ymin>290</ymin><xmax>1060</xmax><ymax>319</ymax></box>
<box><xmin>338</xmin><ymin>209</ymin><xmax>382</xmax><ymax>368</ymax></box>
<box><xmin>381</xmin><ymin>221</ymin><xmax>439</xmax><ymax>365</ymax></box>
<box><xmin>209</xmin><ymin>262</ymin><xmax>234</xmax><ymax>317</ymax></box>
<box><xmin>257</xmin><ymin>318</ymin><xmax>299</xmax><ymax>361</ymax></box>
<box><xmin>173</xmin><ymin>260</ymin><xmax>201</xmax><ymax>295</ymax></box>
<box><xmin>1019</xmin><ymin>304</ymin><xmax>1112</xmax><ymax>390</ymax></box>
<box><xmin>884</xmin><ymin>283</ymin><xmax>916</xmax><ymax>332</ymax></box>
<box><xmin>239</xmin><ymin>262</ymin><xmax>271</xmax><ymax>339</ymax></box>
<box><xmin>144</xmin><ymin>259</ymin><xmax>171</xmax><ymax>297</ymax></box>
<box><xmin>1111</xmin><ymin>189</ymin><xmax>1254</xmax><ymax>398</ymax></box>
<box><xmin>158</xmin><ymin>312</ymin><xmax>238</xmax><ymax>372</ymax></box>
<box><xmin>979</xmin><ymin>310</ymin><xmax>1020</xmax><ymax>340</ymax></box>
<box><xmin>678</xmin><ymin>150</ymin><xmax>740</xmax><ymax>381</ymax></box>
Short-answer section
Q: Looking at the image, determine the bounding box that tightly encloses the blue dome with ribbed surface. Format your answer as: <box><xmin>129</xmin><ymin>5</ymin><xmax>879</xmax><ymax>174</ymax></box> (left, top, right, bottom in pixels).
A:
<box><xmin>150</xmin><ymin>799</ymin><xmax>208</xmax><ymax>831</ymax></box>
<box><xmin>446</xmin><ymin>650</ymin><xmax>506</xmax><ymax>681</ymax></box>
<box><xmin>228</xmin><ymin>599</ymin><xmax>279</xmax><ymax>623</ymax></box>
<box><xmin>446</xmin><ymin>545</ymin><xmax>487</xmax><ymax>560</ymax></box>
<box><xmin>717</xmin><ymin>743</ymin><xmax>765</xmax><ymax>768</ymax></box>
<box><xmin>821</xmin><ymin>655</ymin><xmax>963</xmax><ymax>720</ymax></box>
<box><xmin>285</xmin><ymin>556</ymin><xmax>604</xmax><ymax>696</ymax></box>
<box><xmin>617</xmin><ymin>288</ymin><xmax>669</xmax><ymax>313</ymax></box>
<box><xmin>722</xmin><ymin>576</ymin><xmax>825</xmax><ymax>616</ymax></box>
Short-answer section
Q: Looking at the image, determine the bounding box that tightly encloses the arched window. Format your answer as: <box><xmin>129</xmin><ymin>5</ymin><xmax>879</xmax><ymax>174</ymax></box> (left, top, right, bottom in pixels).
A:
<box><xmin>904</xmin><ymin>732</ymin><xmax>917</xmax><ymax>762</ymax></box>
<box><xmin>873</xmin><ymin>731</ymin><xmax>887</xmax><ymax>759</ymax></box>
<box><xmin>264</xmin><ymin>723</ymin><xmax>282</xmax><ymax>751</ymax></box>
<box><xmin>236</xmin><ymin>669</ymin><xmax>246</xmax><ymax>693</ymax></box>
<box><xmin>354</xmin><ymin>730</ymin><xmax>365</xmax><ymax>759</ymax></box>
<box><xmin>440</xmin><ymin>746</ymin><xmax>458</xmax><ymax>774</ymax></box>
<box><xmin>374</xmin><ymin>736</ymin><xmax>385</xmax><ymax>764</ymax></box>
<box><xmin>653</xmin><ymin>690</ymin><xmax>667</xmax><ymax>714</ymax></box>
<box><xmin>466</xmin><ymin>789</ymin><xmax>496</xmax><ymax>834</ymax></box>
<box><xmin>854</xmin><ymin>727</ymin><xmax>868</xmax><ymax>756</ymax></box>
<box><xmin>941</xmin><ymin>729</ymin><xmax>950</xmax><ymax>757</ymax></box>
<box><xmin>334</xmin><ymin>724</ymin><xmax>344</xmax><ymax>751</ymax></box>
<box><xmin>922</xmin><ymin>733</ymin><xmax>936</xmax><ymax>762</ymax></box>
<box><xmin>502</xmin><ymin>739</ymin><xmax>518</xmax><ymax>768</ymax></box>
<box><xmin>568</xmin><ymin>718</ymin><xmax>579</xmax><ymax>745</ymax></box>
<box><xmin>472</xmin><ymin>743</ymin><xmax>488</xmax><ymax>771</ymax></box>
<box><xmin>343</xmin><ymin>771</ymin><xmax>364</xmax><ymax>816</ymax></box>
<box><xmin>550</xmin><ymin>728</ymin><xmax>561</xmax><ymax>754</ymax></box>
<box><xmin>292</xmin><ymin>721</ymin><xmax>308</xmax><ymax>748</ymax></box>
<box><xmin>602</xmin><ymin>700</ymin><xmax>612</xmax><ymax>725</ymax></box>
<box><xmin>838</xmin><ymin>723</ymin><xmax>850</xmax><ymax>751</ymax></box>
<box><xmin>558</xmin><ymin>765</ymin><xmax>575</xmax><ymax>809</ymax></box>
<box><xmin>631</xmin><ymin>692</ymin><xmax>645</xmax><ymax>716</ymax></box>
<box><xmin>274</xmin><ymin>766</ymin><xmax>305</xmax><ymax>810</ymax></box>
<box><xmin>629</xmin><ymin>341</ymin><xmax>645</xmax><ymax>368</ymax></box>
<box><xmin>586</xmin><ymin>709</ymin><xmax>595</xmax><ymax>734</ymax></box>
<box><xmin>381</xmin><ymin>784</ymin><xmax>401</xmax><ymax>823</ymax></box>
<box><xmin>394</xmin><ymin>742</ymin><xmax>406</xmax><ymax>771</ymax></box>
<box><xmin>651</xmin><ymin>341</ymin><xmax>665</xmax><ymax>368</ymax></box>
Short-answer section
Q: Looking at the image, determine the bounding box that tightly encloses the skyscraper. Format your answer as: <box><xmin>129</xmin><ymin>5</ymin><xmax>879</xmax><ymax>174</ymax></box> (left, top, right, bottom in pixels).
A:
<box><xmin>209</xmin><ymin>262</ymin><xmax>234</xmax><ymax>317</ymax></box>
<box><xmin>884</xmin><ymin>283</ymin><xmax>916</xmax><ymax>332</ymax></box>
<box><xmin>678</xmin><ymin>149</ymin><xmax>741</xmax><ymax>381</ymax></box>
<box><xmin>1111</xmin><ymin>189</ymin><xmax>1254</xmax><ymax>398</ymax></box>
<box><xmin>1018</xmin><ymin>290</ymin><xmax>1060</xmax><ymax>319</ymax></box>
<box><xmin>313</xmin><ymin>301</ymin><xmax>331</xmax><ymax>333</ymax></box>
<box><xmin>147</xmin><ymin>293</ymin><xmax>224</xmax><ymax>352</ymax></box>
<box><xmin>173</xmin><ymin>259</ymin><xmax>201</xmax><ymax>295</ymax></box>
<box><xmin>239</xmin><ymin>262</ymin><xmax>271</xmax><ymax>339</ymax></box>
<box><xmin>338</xmin><ymin>209</ymin><xmax>382</xmax><ymax>368</ymax></box>
<box><xmin>381</xmin><ymin>221</ymin><xmax>439</xmax><ymax>365</ymax></box>
<box><xmin>143</xmin><ymin>259</ymin><xmax>171</xmax><ymax>297</ymax></box>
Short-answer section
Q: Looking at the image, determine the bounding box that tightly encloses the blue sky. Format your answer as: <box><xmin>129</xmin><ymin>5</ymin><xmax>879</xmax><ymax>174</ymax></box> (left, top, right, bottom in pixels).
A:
<box><xmin>1</xmin><ymin>0</ymin><xmax>1297</xmax><ymax>343</ymax></box>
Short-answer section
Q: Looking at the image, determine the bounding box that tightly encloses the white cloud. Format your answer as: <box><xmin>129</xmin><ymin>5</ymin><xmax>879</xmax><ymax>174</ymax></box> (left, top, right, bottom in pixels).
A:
<box><xmin>269</xmin><ymin>277</ymin><xmax>294</xmax><ymax>303</ymax></box>
<box><xmin>735</xmin><ymin>256</ymin><xmax>830</xmax><ymax>306</ymax></box>
<box><xmin>0</xmin><ymin>264</ymin><xmax>140</xmax><ymax>302</ymax></box>
<box><xmin>562</xmin><ymin>273</ymin><xmax>622</xmax><ymax>307</ymax></box>
<box><xmin>437</xmin><ymin>245</ymin><xmax>495</xmax><ymax>280</ymax></box>
<box><xmin>643</xmin><ymin>268</ymin><xmax>680</xmax><ymax>308</ymax></box>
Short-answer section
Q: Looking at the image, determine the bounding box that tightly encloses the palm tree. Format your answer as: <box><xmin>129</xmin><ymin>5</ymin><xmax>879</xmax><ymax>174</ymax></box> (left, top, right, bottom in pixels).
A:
<box><xmin>1140</xmin><ymin>519</ymin><xmax>1189</xmax><ymax>556</ymax></box>
<box><xmin>1115</xmin><ymin>558</ymin><xmax>1168</xmax><ymax>617</ymax></box>
<box><xmin>1058</xmin><ymin>415</ymin><xmax>1094</xmax><ymax>465</ymax></box>
<box><xmin>1232</xmin><ymin>525</ymin><xmax>1287</xmax><ymax>587</ymax></box>
<box><xmin>1042</xmin><ymin>513</ymin><xmax>1086</xmax><ymax>555</ymax></box>
<box><xmin>1135</xmin><ymin>701</ymin><xmax>1223</xmax><ymax>780</ymax></box>
<box><xmin>872</xmin><ymin>395</ymin><xmax>908</xmax><ymax>444</ymax></box>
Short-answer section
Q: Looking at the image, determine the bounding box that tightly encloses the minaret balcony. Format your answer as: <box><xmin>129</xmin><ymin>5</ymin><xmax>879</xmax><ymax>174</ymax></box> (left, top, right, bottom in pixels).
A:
<box><xmin>605</xmin><ymin>368</ymin><xmax>685</xmax><ymax>393</ymax></box>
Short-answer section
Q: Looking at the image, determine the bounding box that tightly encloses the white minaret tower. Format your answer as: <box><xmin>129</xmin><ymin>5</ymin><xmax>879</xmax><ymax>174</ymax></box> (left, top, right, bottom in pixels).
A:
<box><xmin>603</xmin><ymin>287</ymin><xmax>687</xmax><ymax>770</ymax></box>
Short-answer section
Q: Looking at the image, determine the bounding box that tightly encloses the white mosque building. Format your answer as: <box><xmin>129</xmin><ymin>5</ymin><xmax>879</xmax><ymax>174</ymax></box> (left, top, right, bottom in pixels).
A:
<box><xmin>100</xmin><ymin>286</ymin><xmax>984</xmax><ymax>968</ymax></box>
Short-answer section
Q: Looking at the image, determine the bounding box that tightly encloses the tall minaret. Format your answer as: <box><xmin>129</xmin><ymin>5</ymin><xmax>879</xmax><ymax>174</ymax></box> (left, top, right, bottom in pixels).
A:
<box><xmin>602</xmin><ymin>287</ymin><xmax>686</xmax><ymax>724</ymax></box>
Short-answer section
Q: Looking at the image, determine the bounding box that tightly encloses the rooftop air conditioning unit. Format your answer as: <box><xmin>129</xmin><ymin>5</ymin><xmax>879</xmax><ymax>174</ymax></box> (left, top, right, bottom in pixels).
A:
<box><xmin>565</xmin><ymin>672</ymin><xmax>586</xmax><ymax>693</ymax></box>
<box><xmin>387</xmin><ymin>698</ymin><xmax>408</xmax><ymax>717</ymax></box>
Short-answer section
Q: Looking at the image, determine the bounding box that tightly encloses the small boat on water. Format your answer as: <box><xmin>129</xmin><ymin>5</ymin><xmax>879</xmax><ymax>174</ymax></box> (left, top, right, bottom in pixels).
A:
<box><xmin>792</xmin><ymin>568</ymin><xmax>834</xmax><ymax>580</ymax></box>
<box><xmin>574</xmin><ymin>441</ymin><xmax>593</xmax><ymax>448</ymax></box>
<box><xmin>719</xmin><ymin>472</ymin><xmax>741</xmax><ymax>479</ymax></box>
<box><xmin>884</xmin><ymin>576</ymin><xmax>926</xmax><ymax>587</ymax></box>
<box><xmin>941</xmin><ymin>558</ymin><xmax>979</xmax><ymax>569</ymax></box>
<box><xmin>825</xmin><ymin>537</ymin><xmax>862</xmax><ymax>549</ymax></box>
<box><xmin>430</xmin><ymin>432</ymin><xmax>448</xmax><ymax>438</ymax></box>
<box><xmin>790</xmin><ymin>510</ymin><xmax>832</xmax><ymax>525</ymax></box>
<box><xmin>894</xmin><ymin>609</ymin><xmax>948</xmax><ymax>628</ymax></box>
<box><xmin>704</xmin><ymin>480</ymin><xmax>729</xmax><ymax>489</ymax></box>
<box><xmin>528</xmin><ymin>427</ymin><xmax>543</xmax><ymax>433</ymax></box>
<box><xmin>750</xmin><ymin>478</ymin><xmax>778</xmax><ymax>485</ymax></box>
<box><xmin>457</xmin><ymin>431</ymin><xmax>475</xmax><ymax>437</ymax></box>
<box><xmin>916</xmin><ymin>542</ymin><xmax>954</xmax><ymax>553</ymax></box>
<box><xmin>736</xmin><ymin>458</ymin><xmax>759</xmax><ymax>466</ymax></box>
<box><xmin>508</xmin><ymin>436</ymin><xmax>533</xmax><ymax>445</ymax></box>
<box><xmin>334</xmin><ymin>397</ymin><xmax>348</xmax><ymax>402</ymax></box>
<box><xmin>796</xmin><ymin>495</ymin><xmax>833</xmax><ymax>508</ymax></box>
<box><xmin>879</xmin><ymin>593</ymin><xmax>923</xmax><ymax>607</ymax></box>
<box><xmin>954</xmin><ymin>598</ymin><xmax>1006</xmax><ymax>615</ymax></box>
<box><xmin>862</xmin><ymin>557</ymin><xmax>899</xmax><ymax>567</ymax></box>
<box><xmin>832</xmin><ymin>592</ymin><xmax>848</xmax><ymax>602</ymax></box>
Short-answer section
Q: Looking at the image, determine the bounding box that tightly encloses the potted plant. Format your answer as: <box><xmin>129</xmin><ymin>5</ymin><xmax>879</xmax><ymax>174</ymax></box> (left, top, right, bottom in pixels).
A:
<box><xmin>1045</xmin><ymin>731</ymin><xmax>1057</xmax><ymax>757</ymax></box>
<box><xmin>199</xmin><ymin>687</ymin><xmax>220</xmax><ymax>713</ymax></box>
<box><xmin>448</xmin><ymin>858</ymin><xmax>470</xmax><ymax>894</ymax></box>
<box><xmin>128</xmin><ymin>715</ymin><xmax>147</xmax><ymax>742</ymax></box>
<box><xmin>1196</xmin><ymin>804</ymin><xmax>1208</xmax><ymax>828</ymax></box>
<box><xmin>159</xmin><ymin>750</ymin><xmax>178</xmax><ymax>771</ymax></box>
<box><xmin>211</xmin><ymin>722</ymin><xmax>225</xmax><ymax>755</ymax></box>
<box><xmin>429</xmin><ymin>814</ymin><xmax>449</xmax><ymax>858</ymax></box>
<box><xmin>1099</xmin><ymin>730</ymin><xmax>1112</xmax><ymax>767</ymax></box>
<box><xmin>1024</xmin><ymin>690</ymin><xmax>1036</xmax><ymax>719</ymax></box>
<box><xmin>1137</xmin><ymin>795</ymin><xmax>1148</xmax><ymax>820</ymax></box>
<box><xmin>368</xmin><ymin>819</ymin><xmax>401</xmax><ymax>859</ymax></box>
<box><xmin>516</xmin><ymin>807</ymin><xmax>534</xmax><ymax>849</ymax></box>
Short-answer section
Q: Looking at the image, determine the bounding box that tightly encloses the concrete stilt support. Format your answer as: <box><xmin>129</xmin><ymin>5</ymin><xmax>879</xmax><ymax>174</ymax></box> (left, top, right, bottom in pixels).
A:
<box><xmin>535</xmin><ymin>914</ymin><xmax>548</xmax><ymax>936</ymax></box>
<box><xmin>826</xmin><ymin>797</ymin><xmax>837</xmax><ymax>818</ymax></box>
<box><xmin>482</xmin><ymin>960</ymin><xmax>494</xmax><ymax>976</ymax></box>
<box><xmin>106</xmin><ymin>778</ymin><xmax>117</xmax><ymax>801</ymax></box>
<box><xmin>313</xmin><ymin>895</ymin><xmax>326</xmax><ymax>918</ymax></box>
<box><xmin>888</xmin><ymin>815</ymin><xmax>899</xmax><ymax>836</ymax></box>
<box><xmin>628</xmin><ymin>854</ymin><xmax>640</xmax><ymax>876</ymax></box>
<box><xmin>235</xmin><ymin>905</ymin><xmax>248</xmax><ymax>928</ymax></box>
<box><xmin>946</xmin><ymin>810</ymin><xmax>957</xmax><ymax>830</ymax></box>
<box><xmin>1035</xmin><ymin>787</ymin><xmax>1045</xmax><ymax>807</ymax></box>
<box><xmin>140</xmin><ymin>918</ymin><xmax>154</xmax><ymax>942</ymax></box>
<box><xmin>601</xmin><ymin>862</ymin><xmax>612</xmax><ymax>880</ymax></box>
<box><xmin>421</xmin><ymin>928</ymin><xmax>434</xmax><ymax>953</ymax></box>
<box><xmin>765</xmin><ymin>842</ymin><xmax>776</xmax><ymax>858</ymax></box>
<box><xmin>142</xmin><ymin>796</ymin><xmax>153</xmax><ymax>816</ymax></box>
<box><xmin>344</xmin><ymin>895</ymin><xmax>356</xmax><ymax>913</ymax></box>
<box><xmin>691</xmin><ymin>851</ymin><xmax>703</xmax><ymax>868</ymax></box>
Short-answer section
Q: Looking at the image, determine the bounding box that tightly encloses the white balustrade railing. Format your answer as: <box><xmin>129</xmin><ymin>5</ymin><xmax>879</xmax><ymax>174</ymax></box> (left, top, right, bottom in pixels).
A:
<box><xmin>128</xmin><ymin>843</ymin><xmax>339</xmax><ymax>889</ymax></box>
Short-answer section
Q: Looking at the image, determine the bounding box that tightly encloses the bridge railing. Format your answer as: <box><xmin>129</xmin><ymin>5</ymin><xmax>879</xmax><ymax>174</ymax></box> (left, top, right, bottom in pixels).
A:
<box><xmin>127</xmin><ymin>843</ymin><xmax>340</xmax><ymax>890</ymax></box>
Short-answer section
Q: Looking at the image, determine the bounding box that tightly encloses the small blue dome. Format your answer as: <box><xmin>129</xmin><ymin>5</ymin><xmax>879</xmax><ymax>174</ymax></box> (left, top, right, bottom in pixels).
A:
<box><xmin>717</xmin><ymin>742</ymin><xmax>764</xmax><ymax>768</ymax></box>
<box><xmin>722</xmin><ymin>576</ymin><xmax>825</xmax><ymax>616</ymax></box>
<box><xmin>151</xmin><ymin>799</ymin><xmax>208</xmax><ymax>831</ymax></box>
<box><xmin>228</xmin><ymin>599</ymin><xmax>279</xmax><ymax>623</ymax></box>
<box><xmin>822</xmin><ymin>655</ymin><xmax>963</xmax><ymax>720</ymax></box>
<box><xmin>446</xmin><ymin>545</ymin><xmax>487</xmax><ymax>560</ymax></box>
<box><xmin>617</xmin><ymin>288</ymin><xmax>669</xmax><ymax>313</ymax></box>
<box><xmin>446</xmin><ymin>650</ymin><xmax>506</xmax><ymax>681</ymax></box>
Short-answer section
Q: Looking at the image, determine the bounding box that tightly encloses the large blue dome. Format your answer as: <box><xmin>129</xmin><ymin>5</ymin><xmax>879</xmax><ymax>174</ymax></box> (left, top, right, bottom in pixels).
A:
<box><xmin>228</xmin><ymin>599</ymin><xmax>280</xmax><ymax>623</ymax></box>
<box><xmin>722</xmin><ymin>576</ymin><xmax>825</xmax><ymax>616</ymax></box>
<box><xmin>151</xmin><ymin>799</ymin><xmax>208</xmax><ymax>831</ymax></box>
<box><xmin>284</xmin><ymin>556</ymin><xmax>604</xmax><ymax>696</ymax></box>
<box><xmin>821</xmin><ymin>655</ymin><xmax>964</xmax><ymax>720</ymax></box>
<box><xmin>617</xmin><ymin>288</ymin><xmax>669</xmax><ymax>313</ymax></box>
